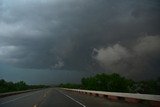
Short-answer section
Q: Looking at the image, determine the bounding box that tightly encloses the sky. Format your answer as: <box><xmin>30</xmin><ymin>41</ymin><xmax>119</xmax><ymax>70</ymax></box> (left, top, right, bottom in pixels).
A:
<box><xmin>0</xmin><ymin>0</ymin><xmax>160</xmax><ymax>84</ymax></box>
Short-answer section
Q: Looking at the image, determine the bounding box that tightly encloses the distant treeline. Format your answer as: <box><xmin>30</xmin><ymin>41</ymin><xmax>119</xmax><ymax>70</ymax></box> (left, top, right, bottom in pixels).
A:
<box><xmin>0</xmin><ymin>79</ymin><xmax>50</xmax><ymax>93</ymax></box>
<box><xmin>59</xmin><ymin>73</ymin><xmax>160</xmax><ymax>95</ymax></box>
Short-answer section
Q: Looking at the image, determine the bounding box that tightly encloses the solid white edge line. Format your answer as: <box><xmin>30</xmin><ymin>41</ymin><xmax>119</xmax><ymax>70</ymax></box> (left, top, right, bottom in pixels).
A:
<box><xmin>0</xmin><ymin>91</ymin><xmax>41</xmax><ymax>105</ymax></box>
<box><xmin>57</xmin><ymin>90</ymin><xmax>86</xmax><ymax>107</ymax></box>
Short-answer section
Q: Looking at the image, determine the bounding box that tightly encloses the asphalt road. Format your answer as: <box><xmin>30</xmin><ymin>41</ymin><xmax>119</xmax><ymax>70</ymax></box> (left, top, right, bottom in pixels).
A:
<box><xmin>0</xmin><ymin>88</ymin><xmax>149</xmax><ymax>107</ymax></box>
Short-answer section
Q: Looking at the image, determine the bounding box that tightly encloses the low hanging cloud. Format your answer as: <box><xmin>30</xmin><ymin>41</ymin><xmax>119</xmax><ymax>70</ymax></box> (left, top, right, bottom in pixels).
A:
<box><xmin>53</xmin><ymin>57</ymin><xmax>64</xmax><ymax>69</ymax></box>
<box><xmin>134</xmin><ymin>36</ymin><xmax>160</xmax><ymax>55</ymax></box>
<box><xmin>93</xmin><ymin>44</ymin><xmax>130</xmax><ymax>66</ymax></box>
<box><xmin>93</xmin><ymin>35</ymin><xmax>160</xmax><ymax>79</ymax></box>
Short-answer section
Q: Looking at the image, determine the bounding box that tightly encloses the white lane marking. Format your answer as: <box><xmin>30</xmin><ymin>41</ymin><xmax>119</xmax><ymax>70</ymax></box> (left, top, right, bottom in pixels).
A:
<box><xmin>33</xmin><ymin>104</ymin><xmax>37</xmax><ymax>107</ymax></box>
<box><xmin>57</xmin><ymin>90</ymin><xmax>86</xmax><ymax>107</ymax></box>
<box><xmin>0</xmin><ymin>91</ymin><xmax>41</xmax><ymax>105</ymax></box>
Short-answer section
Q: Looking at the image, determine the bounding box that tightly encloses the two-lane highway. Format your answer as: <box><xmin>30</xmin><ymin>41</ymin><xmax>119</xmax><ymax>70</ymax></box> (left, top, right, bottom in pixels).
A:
<box><xmin>0</xmin><ymin>88</ymin><xmax>149</xmax><ymax>107</ymax></box>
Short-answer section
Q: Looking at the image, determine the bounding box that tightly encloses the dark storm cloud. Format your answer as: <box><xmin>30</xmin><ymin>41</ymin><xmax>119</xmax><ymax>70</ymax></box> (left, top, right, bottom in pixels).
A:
<box><xmin>0</xmin><ymin>0</ymin><xmax>160</xmax><ymax>80</ymax></box>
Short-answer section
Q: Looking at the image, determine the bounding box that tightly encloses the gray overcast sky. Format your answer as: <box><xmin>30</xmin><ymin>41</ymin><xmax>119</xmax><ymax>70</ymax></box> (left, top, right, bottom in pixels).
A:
<box><xmin>0</xmin><ymin>0</ymin><xmax>160</xmax><ymax>84</ymax></box>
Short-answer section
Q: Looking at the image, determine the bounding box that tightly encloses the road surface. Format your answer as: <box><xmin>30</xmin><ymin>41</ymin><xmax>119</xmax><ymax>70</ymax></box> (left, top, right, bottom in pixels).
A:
<box><xmin>0</xmin><ymin>88</ymin><xmax>149</xmax><ymax>107</ymax></box>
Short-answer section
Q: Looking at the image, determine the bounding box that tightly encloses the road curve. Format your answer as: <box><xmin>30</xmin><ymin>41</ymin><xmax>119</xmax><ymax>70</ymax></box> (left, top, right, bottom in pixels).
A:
<box><xmin>0</xmin><ymin>88</ymin><xmax>149</xmax><ymax>107</ymax></box>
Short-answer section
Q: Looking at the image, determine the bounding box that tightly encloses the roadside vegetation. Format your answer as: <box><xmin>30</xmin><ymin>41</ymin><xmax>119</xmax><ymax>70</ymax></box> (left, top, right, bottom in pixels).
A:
<box><xmin>0</xmin><ymin>79</ymin><xmax>50</xmax><ymax>93</ymax></box>
<box><xmin>59</xmin><ymin>73</ymin><xmax>160</xmax><ymax>95</ymax></box>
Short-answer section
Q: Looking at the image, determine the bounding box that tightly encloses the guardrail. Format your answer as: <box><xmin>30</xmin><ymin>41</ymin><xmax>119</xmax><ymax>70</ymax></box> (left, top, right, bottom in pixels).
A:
<box><xmin>62</xmin><ymin>88</ymin><xmax>160</xmax><ymax>107</ymax></box>
<box><xmin>0</xmin><ymin>89</ymin><xmax>40</xmax><ymax>98</ymax></box>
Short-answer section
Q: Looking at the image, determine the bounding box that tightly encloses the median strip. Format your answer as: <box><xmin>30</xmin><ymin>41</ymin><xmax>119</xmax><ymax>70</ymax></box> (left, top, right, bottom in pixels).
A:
<box><xmin>0</xmin><ymin>89</ymin><xmax>40</xmax><ymax>98</ymax></box>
